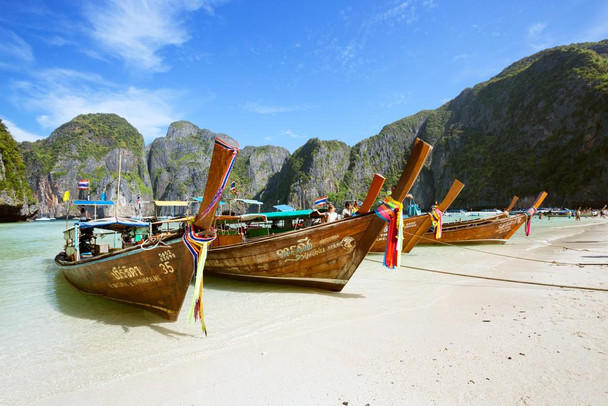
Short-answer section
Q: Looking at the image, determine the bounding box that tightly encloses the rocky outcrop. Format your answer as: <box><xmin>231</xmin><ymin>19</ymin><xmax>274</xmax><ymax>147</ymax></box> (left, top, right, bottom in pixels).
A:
<box><xmin>0</xmin><ymin>119</ymin><xmax>37</xmax><ymax>221</ymax></box>
<box><xmin>351</xmin><ymin>41</ymin><xmax>608</xmax><ymax>209</ymax></box>
<box><xmin>261</xmin><ymin>138</ymin><xmax>350</xmax><ymax>209</ymax></box>
<box><xmin>20</xmin><ymin>113</ymin><xmax>151</xmax><ymax>218</ymax></box>
<box><xmin>232</xmin><ymin>145</ymin><xmax>289</xmax><ymax>196</ymax></box>
<box><xmin>147</xmin><ymin>121</ymin><xmax>217</xmax><ymax>201</ymax></box>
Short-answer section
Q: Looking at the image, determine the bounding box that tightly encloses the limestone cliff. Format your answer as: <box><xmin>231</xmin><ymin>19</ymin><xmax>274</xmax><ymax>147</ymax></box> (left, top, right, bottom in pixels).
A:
<box><xmin>351</xmin><ymin>41</ymin><xmax>608</xmax><ymax>209</ymax></box>
<box><xmin>147</xmin><ymin>121</ymin><xmax>217</xmax><ymax>202</ymax></box>
<box><xmin>261</xmin><ymin>138</ymin><xmax>350</xmax><ymax>209</ymax></box>
<box><xmin>0</xmin><ymin>119</ymin><xmax>37</xmax><ymax>221</ymax></box>
<box><xmin>20</xmin><ymin>114</ymin><xmax>152</xmax><ymax>218</ymax></box>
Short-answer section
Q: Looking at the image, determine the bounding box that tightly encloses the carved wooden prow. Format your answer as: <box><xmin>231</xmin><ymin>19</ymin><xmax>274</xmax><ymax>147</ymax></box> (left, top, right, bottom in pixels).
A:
<box><xmin>358</xmin><ymin>174</ymin><xmax>386</xmax><ymax>214</ymax></box>
<box><xmin>531</xmin><ymin>191</ymin><xmax>548</xmax><ymax>210</ymax></box>
<box><xmin>355</xmin><ymin>138</ymin><xmax>433</xmax><ymax>256</ymax></box>
<box><xmin>505</xmin><ymin>196</ymin><xmax>519</xmax><ymax>213</ymax></box>
<box><xmin>193</xmin><ymin>136</ymin><xmax>240</xmax><ymax>230</ymax></box>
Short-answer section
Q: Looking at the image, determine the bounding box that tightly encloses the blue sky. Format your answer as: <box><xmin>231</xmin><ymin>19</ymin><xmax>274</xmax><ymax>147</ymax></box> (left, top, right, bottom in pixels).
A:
<box><xmin>1</xmin><ymin>0</ymin><xmax>607</xmax><ymax>152</ymax></box>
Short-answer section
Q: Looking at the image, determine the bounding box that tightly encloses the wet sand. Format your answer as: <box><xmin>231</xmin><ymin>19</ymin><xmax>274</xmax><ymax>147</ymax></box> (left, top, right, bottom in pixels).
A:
<box><xmin>6</xmin><ymin>218</ymin><xmax>608</xmax><ymax>405</ymax></box>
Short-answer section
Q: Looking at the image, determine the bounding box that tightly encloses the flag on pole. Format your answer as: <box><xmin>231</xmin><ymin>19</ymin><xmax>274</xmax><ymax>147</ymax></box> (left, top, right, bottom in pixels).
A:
<box><xmin>230</xmin><ymin>181</ymin><xmax>238</xmax><ymax>196</ymax></box>
<box><xmin>77</xmin><ymin>180</ymin><xmax>90</xmax><ymax>190</ymax></box>
<box><xmin>314</xmin><ymin>196</ymin><xmax>328</xmax><ymax>207</ymax></box>
<box><xmin>62</xmin><ymin>191</ymin><xmax>70</xmax><ymax>202</ymax></box>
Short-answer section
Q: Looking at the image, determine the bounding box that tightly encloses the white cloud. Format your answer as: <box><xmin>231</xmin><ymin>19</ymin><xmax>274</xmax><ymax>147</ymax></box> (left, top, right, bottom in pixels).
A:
<box><xmin>383</xmin><ymin>92</ymin><xmax>412</xmax><ymax>108</ymax></box>
<box><xmin>0</xmin><ymin>29</ymin><xmax>34</xmax><ymax>63</ymax></box>
<box><xmin>526</xmin><ymin>22</ymin><xmax>554</xmax><ymax>51</ymax></box>
<box><xmin>12</xmin><ymin>68</ymin><xmax>183</xmax><ymax>143</ymax></box>
<box><xmin>371</xmin><ymin>0</ymin><xmax>435</xmax><ymax>25</ymax></box>
<box><xmin>281</xmin><ymin>129</ymin><xmax>306</xmax><ymax>139</ymax></box>
<box><xmin>528</xmin><ymin>22</ymin><xmax>547</xmax><ymax>37</ymax></box>
<box><xmin>82</xmin><ymin>0</ymin><xmax>226</xmax><ymax>72</ymax></box>
<box><xmin>0</xmin><ymin>117</ymin><xmax>44</xmax><ymax>142</ymax></box>
<box><xmin>242</xmin><ymin>102</ymin><xmax>300</xmax><ymax>114</ymax></box>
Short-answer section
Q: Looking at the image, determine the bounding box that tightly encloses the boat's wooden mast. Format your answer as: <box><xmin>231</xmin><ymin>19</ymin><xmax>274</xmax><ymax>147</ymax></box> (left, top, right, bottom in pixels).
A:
<box><xmin>402</xmin><ymin>179</ymin><xmax>465</xmax><ymax>253</ymax></box>
<box><xmin>347</xmin><ymin>138</ymin><xmax>433</xmax><ymax>266</ymax></box>
<box><xmin>505</xmin><ymin>195</ymin><xmax>519</xmax><ymax>212</ymax></box>
<box><xmin>193</xmin><ymin>136</ymin><xmax>240</xmax><ymax>230</ymax></box>
<box><xmin>115</xmin><ymin>149</ymin><xmax>122</xmax><ymax>218</ymax></box>
<box><xmin>531</xmin><ymin>191</ymin><xmax>548</xmax><ymax>209</ymax></box>
<box><xmin>359</xmin><ymin>174</ymin><xmax>386</xmax><ymax>214</ymax></box>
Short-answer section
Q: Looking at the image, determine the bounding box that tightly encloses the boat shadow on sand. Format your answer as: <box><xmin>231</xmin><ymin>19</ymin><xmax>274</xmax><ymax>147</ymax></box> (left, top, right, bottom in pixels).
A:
<box><xmin>50</xmin><ymin>265</ymin><xmax>364</xmax><ymax>333</ymax></box>
<box><xmin>202</xmin><ymin>273</ymin><xmax>367</xmax><ymax>299</ymax></box>
<box><xmin>50</xmin><ymin>269</ymin><xmax>196</xmax><ymax>338</ymax></box>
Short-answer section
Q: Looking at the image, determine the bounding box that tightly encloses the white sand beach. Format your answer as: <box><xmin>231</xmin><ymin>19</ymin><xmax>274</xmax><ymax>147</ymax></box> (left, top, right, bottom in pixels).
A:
<box><xmin>2</xmin><ymin>218</ymin><xmax>606</xmax><ymax>405</ymax></box>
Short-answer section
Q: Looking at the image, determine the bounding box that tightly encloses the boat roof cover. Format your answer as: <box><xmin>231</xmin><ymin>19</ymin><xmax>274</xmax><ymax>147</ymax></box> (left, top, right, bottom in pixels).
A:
<box><xmin>73</xmin><ymin>200</ymin><xmax>115</xmax><ymax>206</ymax></box>
<box><xmin>216</xmin><ymin>213</ymin><xmax>267</xmax><ymax>222</ymax></box>
<box><xmin>153</xmin><ymin>200</ymin><xmax>189</xmax><ymax>206</ymax></box>
<box><xmin>273</xmin><ymin>204</ymin><xmax>295</xmax><ymax>212</ymax></box>
<box><xmin>78</xmin><ymin>217</ymin><xmax>149</xmax><ymax>230</ymax></box>
<box><xmin>264</xmin><ymin>209</ymin><xmax>312</xmax><ymax>219</ymax></box>
<box><xmin>236</xmin><ymin>198</ymin><xmax>263</xmax><ymax>205</ymax></box>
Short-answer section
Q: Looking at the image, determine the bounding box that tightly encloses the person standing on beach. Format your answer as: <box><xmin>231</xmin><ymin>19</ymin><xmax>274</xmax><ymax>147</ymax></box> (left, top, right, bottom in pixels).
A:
<box><xmin>576</xmin><ymin>208</ymin><xmax>582</xmax><ymax>221</ymax></box>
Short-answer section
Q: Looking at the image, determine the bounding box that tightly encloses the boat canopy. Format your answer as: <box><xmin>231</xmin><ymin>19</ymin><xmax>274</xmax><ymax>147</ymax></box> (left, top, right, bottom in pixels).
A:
<box><xmin>236</xmin><ymin>198</ymin><xmax>263</xmax><ymax>206</ymax></box>
<box><xmin>73</xmin><ymin>200</ymin><xmax>115</xmax><ymax>206</ymax></box>
<box><xmin>264</xmin><ymin>209</ymin><xmax>312</xmax><ymax>220</ymax></box>
<box><xmin>153</xmin><ymin>200</ymin><xmax>189</xmax><ymax>207</ymax></box>
<box><xmin>216</xmin><ymin>213</ymin><xmax>268</xmax><ymax>222</ymax></box>
<box><xmin>273</xmin><ymin>204</ymin><xmax>295</xmax><ymax>212</ymax></box>
<box><xmin>78</xmin><ymin>217</ymin><xmax>150</xmax><ymax>230</ymax></box>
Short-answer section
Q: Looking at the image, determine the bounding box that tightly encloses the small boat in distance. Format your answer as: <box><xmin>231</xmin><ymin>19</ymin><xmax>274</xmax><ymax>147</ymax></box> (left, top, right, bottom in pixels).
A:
<box><xmin>35</xmin><ymin>216</ymin><xmax>55</xmax><ymax>221</ymax></box>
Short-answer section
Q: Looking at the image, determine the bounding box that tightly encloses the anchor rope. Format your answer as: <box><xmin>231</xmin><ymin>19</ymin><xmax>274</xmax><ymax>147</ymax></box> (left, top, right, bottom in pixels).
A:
<box><xmin>363</xmin><ymin>257</ymin><xmax>608</xmax><ymax>292</ymax></box>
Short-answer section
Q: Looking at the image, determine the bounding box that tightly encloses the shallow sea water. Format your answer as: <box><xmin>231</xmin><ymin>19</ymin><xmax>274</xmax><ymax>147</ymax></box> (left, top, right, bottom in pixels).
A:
<box><xmin>0</xmin><ymin>216</ymin><xmax>604</xmax><ymax>404</ymax></box>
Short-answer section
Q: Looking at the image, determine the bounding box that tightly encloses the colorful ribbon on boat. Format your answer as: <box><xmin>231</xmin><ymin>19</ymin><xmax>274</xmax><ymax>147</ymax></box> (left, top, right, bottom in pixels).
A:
<box><xmin>524</xmin><ymin>207</ymin><xmax>537</xmax><ymax>236</ymax></box>
<box><xmin>429</xmin><ymin>205</ymin><xmax>444</xmax><ymax>239</ymax></box>
<box><xmin>182</xmin><ymin>224</ymin><xmax>216</xmax><ymax>335</ymax></box>
<box><xmin>375</xmin><ymin>195</ymin><xmax>404</xmax><ymax>269</ymax></box>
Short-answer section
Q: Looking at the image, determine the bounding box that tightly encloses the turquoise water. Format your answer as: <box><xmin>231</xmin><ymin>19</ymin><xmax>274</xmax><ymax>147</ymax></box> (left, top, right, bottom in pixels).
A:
<box><xmin>0</xmin><ymin>216</ymin><xmax>604</xmax><ymax>404</ymax></box>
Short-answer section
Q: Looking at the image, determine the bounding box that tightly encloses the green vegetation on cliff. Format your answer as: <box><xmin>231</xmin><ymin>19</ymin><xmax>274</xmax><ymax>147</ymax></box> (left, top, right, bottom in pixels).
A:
<box><xmin>22</xmin><ymin>113</ymin><xmax>144</xmax><ymax>174</ymax></box>
<box><xmin>0</xmin><ymin>120</ymin><xmax>36</xmax><ymax>204</ymax></box>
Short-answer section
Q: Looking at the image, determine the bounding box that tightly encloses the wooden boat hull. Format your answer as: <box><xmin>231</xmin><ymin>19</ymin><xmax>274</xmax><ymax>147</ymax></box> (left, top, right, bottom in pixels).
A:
<box><xmin>203</xmin><ymin>138</ymin><xmax>433</xmax><ymax>291</ymax></box>
<box><xmin>418</xmin><ymin>214</ymin><xmax>526</xmax><ymax>245</ymax></box>
<box><xmin>205</xmin><ymin>213</ymin><xmax>377</xmax><ymax>291</ymax></box>
<box><xmin>55</xmin><ymin>237</ymin><xmax>194</xmax><ymax>321</ymax></box>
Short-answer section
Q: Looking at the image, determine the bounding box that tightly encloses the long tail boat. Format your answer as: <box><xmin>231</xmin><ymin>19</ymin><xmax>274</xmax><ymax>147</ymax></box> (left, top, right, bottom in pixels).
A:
<box><xmin>203</xmin><ymin>138</ymin><xmax>433</xmax><ymax>291</ymax></box>
<box><xmin>416</xmin><ymin>192</ymin><xmax>547</xmax><ymax>246</ymax></box>
<box><xmin>54</xmin><ymin>136</ymin><xmax>239</xmax><ymax>321</ymax></box>
<box><xmin>369</xmin><ymin>179</ymin><xmax>465</xmax><ymax>253</ymax></box>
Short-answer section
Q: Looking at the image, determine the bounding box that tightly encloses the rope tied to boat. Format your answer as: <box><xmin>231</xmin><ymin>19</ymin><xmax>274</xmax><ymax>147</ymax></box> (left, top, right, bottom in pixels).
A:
<box><xmin>398</xmin><ymin>225</ymin><xmax>606</xmax><ymax>267</ymax></box>
<box><xmin>429</xmin><ymin>205</ymin><xmax>444</xmax><ymax>239</ymax></box>
<box><xmin>524</xmin><ymin>207</ymin><xmax>537</xmax><ymax>236</ymax></box>
<box><xmin>182</xmin><ymin>224</ymin><xmax>216</xmax><ymax>335</ymax></box>
<box><xmin>375</xmin><ymin>195</ymin><xmax>404</xmax><ymax>269</ymax></box>
<box><xmin>139</xmin><ymin>234</ymin><xmax>169</xmax><ymax>250</ymax></box>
